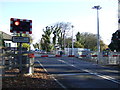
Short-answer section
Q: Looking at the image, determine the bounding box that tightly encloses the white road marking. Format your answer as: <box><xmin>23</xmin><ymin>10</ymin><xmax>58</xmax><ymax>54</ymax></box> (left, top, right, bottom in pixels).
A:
<box><xmin>50</xmin><ymin>73</ymin><xmax>90</xmax><ymax>76</ymax></box>
<box><xmin>82</xmin><ymin>69</ymin><xmax>120</xmax><ymax>85</ymax></box>
<box><xmin>35</xmin><ymin>60</ymin><xmax>68</xmax><ymax>90</ymax></box>
<box><xmin>58</xmin><ymin>60</ymin><xmax>76</xmax><ymax>68</ymax></box>
<box><xmin>58</xmin><ymin>59</ymin><xmax>120</xmax><ymax>85</ymax></box>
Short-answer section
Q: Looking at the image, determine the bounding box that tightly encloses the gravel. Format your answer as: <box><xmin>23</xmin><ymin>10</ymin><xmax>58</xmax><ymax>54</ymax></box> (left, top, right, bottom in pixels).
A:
<box><xmin>2</xmin><ymin>67</ymin><xmax>62</xmax><ymax>89</ymax></box>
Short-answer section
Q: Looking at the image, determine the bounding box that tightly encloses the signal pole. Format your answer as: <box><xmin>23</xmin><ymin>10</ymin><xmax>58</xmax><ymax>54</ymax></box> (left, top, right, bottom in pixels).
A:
<box><xmin>19</xmin><ymin>33</ymin><xmax>22</xmax><ymax>73</ymax></box>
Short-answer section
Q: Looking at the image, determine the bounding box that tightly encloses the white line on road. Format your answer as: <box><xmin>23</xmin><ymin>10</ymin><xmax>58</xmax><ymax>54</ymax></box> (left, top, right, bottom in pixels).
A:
<box><xmin>50</xmin><ymin>73</ymin><xmax>90</xmax><ymax>76</ymax></box>
<box><xmin>58</xmin><ymin>59</ymin><xmax>120</xmax><ymax>85</ymax></box>
<box><xmin>35</xmin><ymin>60</ymin><xmax>68</xmax><ymax>90</ymax></box>
<box><xmin>82</xmin><ymin>69</ymin><xmax>120</xmax><ymax>85</ymax></box>
<box><xmin>58</xmin><ymin>60</ymin><xmax>76</xmax><ymax>68</ymax></box>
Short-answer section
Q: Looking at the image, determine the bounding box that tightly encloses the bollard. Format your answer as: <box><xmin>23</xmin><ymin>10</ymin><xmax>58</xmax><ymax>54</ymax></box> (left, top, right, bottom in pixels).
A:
<box><xmin>28</xmin><ymin>53</ymin><xmax>35</xmax><ymax>74</ymax></box>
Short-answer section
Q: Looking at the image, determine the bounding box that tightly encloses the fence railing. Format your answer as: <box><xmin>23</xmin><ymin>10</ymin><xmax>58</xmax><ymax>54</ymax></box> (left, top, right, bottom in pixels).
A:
<box><xmin>1</xmin><ymin>47</ymin><xmax>35</xmax><ymax>75</ymax></box>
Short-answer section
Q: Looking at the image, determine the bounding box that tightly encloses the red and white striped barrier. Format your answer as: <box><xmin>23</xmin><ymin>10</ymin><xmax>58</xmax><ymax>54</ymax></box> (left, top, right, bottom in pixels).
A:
<box><xmin>41</xmin><ymin>55</ymin><xmax>48</xmax><ymax>57</ymax></box>
<box><xmin>112</xmin><ymin>55</ymin><xmax>118</xmax><ymax>57</ymax></box>
<box><xmin>80</xmin><ymin>55</ymin><xmax>87</xmax><ymax>57</ymax></box>
<box><xmin>68</xmin><ymin>55</ymin><xmax>75</xmax><ymax>57</ymax></box>
<box><xmin>34</xmin><ymin>54</ymin><xmax>120</xmax><ymax>58</ymax></box>
<box><xmin>103</xmin><ymin>55</ymin><xmax>108</xmax><ymax>57</ymax></box>
<box><xmin>55</xmin><ymin>55</ymin><xmax>62</xmax><ymax>57</ymax></box>
<box><xmin>92</xmin><ymin>55</ymin><xmax>97</xmax><ymax>57</ymax></box>
<box><xmin>28</xmin><ymin>53</ymin><xmax>35</xmax><ymax>58</ymax></box>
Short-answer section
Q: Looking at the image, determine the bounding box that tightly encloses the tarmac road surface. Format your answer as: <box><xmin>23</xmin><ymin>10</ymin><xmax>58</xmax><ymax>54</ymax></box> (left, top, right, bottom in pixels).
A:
<box><xmin>35</xmin><ymin>56</ymin><xmax>120</xmax><ymax>89</ymax></box>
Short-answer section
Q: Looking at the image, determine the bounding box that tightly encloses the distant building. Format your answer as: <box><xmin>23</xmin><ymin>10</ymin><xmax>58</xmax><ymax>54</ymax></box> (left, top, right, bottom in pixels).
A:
<box><xmin>64</xmin><ymin>48</ymin><xmax>91</xmax><ymax>56</ymax></box>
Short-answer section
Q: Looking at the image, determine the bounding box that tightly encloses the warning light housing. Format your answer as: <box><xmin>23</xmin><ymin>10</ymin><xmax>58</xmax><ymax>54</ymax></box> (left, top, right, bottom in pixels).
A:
<box><xmin>10</xmin><ymin>18</ymin><xmax>32</xmax><ymax>34</ymax></box>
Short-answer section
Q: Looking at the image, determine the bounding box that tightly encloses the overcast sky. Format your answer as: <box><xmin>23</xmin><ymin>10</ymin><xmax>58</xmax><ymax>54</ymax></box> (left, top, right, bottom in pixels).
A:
<box><xmin>0</xmin><ymin>0</ymin><xmax>118</xmax><ymax>45</ymax></box>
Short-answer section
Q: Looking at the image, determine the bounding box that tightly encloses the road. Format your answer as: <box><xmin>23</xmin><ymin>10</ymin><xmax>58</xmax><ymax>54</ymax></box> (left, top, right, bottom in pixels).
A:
<box><xmin>34</xmin><ymin>56</ymin><xmax>120</xmax><ymax>89</ymax></box>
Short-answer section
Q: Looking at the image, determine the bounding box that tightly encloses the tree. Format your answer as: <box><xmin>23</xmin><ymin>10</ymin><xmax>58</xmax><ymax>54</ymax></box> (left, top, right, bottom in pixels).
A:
<box><xmin>74</xmin><ymin>41</ymin><xmax>84</xmax><ymax>48</ymax></box>
<box><xmin>76</xmin><ymin>32</ymin><xmax>97</xmax><ymax>51</ymax></box>
<box><xmin>40</xmin><ymin>26</ymin><xmax>53</xmax><ymax>52</ymax></box>
<box><xmin>100</xmin><ymin>40</ymin><xmax>108</xmax><ymax>51</ymax></box>
<box><xmin>75</xmin><ymin>32</ymin><xmax>107</xmax><ymax>51</ymax></box>
<box><xmin>53</xmin><ymin>22</ymin><xmax>72</xmax><ymax>49</ymax></box>
<box><xmin>108</xmin><ymin>30</ymin><xmax>120</xmax><ymax>52</ymax></box>
<box><xmin>64</xmin><ymin>37</ymin><xmax>72</xmax><ymax>48</ymax></box>
<box><xmin>33</xmin><ymin>43</ymin><xmax>40</xmax><ymax>49</ymax></box>
<box><xmin>52</xmin><ymin>25</ymin><xmax>61</xmax><ymax>46</ymax></box>
<box><xmin>76</xmin><ymin>32</ymin><xmax>81</xmax><ymax>42</ymax></box>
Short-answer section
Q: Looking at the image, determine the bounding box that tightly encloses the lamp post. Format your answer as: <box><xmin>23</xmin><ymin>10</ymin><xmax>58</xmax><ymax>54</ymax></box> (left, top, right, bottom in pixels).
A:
<box><xmin>92</xmin><ymin>5</ymin><xmax>102</xmax><ymax>64</ymax></box>
<box><xmin>71</xmin><ymin>25</ymin><xmax>74</xmax><ymax>55</ymax></box>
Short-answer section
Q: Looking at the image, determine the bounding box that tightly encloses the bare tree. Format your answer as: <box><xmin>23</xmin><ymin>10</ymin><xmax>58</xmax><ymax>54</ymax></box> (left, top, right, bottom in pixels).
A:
<box><xmin>53</xmin><ymin>22</ymin><xmax>72</xmax><ymax>49</ymax></box>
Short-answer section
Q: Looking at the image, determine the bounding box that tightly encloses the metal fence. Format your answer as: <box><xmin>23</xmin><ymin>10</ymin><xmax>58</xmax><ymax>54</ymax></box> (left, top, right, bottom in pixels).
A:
<box><xmin>1</xmin><ymin>47</ymin><xmax>34</xmax><ymax>76</ymax></box>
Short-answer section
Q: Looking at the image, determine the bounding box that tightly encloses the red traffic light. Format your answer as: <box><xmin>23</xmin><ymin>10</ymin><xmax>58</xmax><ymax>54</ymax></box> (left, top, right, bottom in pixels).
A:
<box><xmin>14</xmin><ymin>21</ymin><xmax>20</xmax><ymax>26</ymax></box>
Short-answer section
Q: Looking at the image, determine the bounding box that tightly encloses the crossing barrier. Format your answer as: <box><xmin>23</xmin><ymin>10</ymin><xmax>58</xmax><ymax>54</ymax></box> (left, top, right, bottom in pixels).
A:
<box><xmin>80</xmin><ymin>55</ymin><xmax>86</xmax><ymax>57</ymax></box>
<box><xmin>103</xmin><ymin>55</ymin><xmax>108</xmax><ymax>57</ymax></box>
<box><xmin>68</xmin><ymin>55</ymin><xmax>75</xmax><ymax>57</ymax></box>
<box><xmin>55</xmin><ymin>55</ymin><xmax>61</xmax><ymax>57</ymax></box>
<box><xmin>34</xmin><ymin>52</ymin><xmax>120</xmax><ymax>65</ymax></box>
<box><xmin>41</xmin><ymin>55</ymin><xmax>48</xmax><ymax>57</ymax></box>
<box><xmin>28</xmin><ymin>53</ymin><xmax>35</xmax><ymax>58</ymax></box>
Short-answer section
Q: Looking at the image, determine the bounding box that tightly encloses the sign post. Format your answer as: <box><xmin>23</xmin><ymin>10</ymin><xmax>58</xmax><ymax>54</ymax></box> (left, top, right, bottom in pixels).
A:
<box><xmin>19</xmin><ymin>33</ymin><xmax>22</xmax><ymax>73</ymax></box>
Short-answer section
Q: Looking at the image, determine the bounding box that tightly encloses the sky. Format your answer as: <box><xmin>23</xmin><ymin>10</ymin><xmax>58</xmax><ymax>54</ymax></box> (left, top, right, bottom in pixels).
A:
<box><xmin>0</xmin><ymin>0</ymin><xmax>118</xmax><ymax>45</ymax></box>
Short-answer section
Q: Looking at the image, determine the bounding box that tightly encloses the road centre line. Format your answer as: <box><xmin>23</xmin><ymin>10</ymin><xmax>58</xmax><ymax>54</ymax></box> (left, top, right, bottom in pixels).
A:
<box><xmin>35</xmin><ymin>60</ymin><xmax>68</xmax><ymax>90</ymax></box>
<box><xmin>58</xmin><ymin>59</ymin><xmax>120</xmax><ymax>85</ymax></box>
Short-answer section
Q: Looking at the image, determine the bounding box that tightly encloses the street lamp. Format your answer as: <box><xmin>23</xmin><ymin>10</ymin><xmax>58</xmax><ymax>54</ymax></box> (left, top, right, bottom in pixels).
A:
<box><xmin>92</xmin><ymin>5</ymin><xmax>102</xmax><ymax>64</ymax></box>
<box><xmin>71</xmin><ymin>25</ymin><xmax>74</xmax><ymax>55</ymax></box>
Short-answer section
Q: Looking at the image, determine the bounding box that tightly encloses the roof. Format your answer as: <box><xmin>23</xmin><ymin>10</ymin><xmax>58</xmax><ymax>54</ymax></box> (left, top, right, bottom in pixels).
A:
<box><xmin>0</xmin><ymin>31</ymin><xmax>12</xmax><ymax>40</ymax></box>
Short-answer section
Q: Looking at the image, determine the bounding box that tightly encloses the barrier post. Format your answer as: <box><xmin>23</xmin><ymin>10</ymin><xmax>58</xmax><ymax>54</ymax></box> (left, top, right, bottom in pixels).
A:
<box><xmin>28</xmin><ymin>53</ymin><xmax>34</xmax><ymax>74</ymax></box>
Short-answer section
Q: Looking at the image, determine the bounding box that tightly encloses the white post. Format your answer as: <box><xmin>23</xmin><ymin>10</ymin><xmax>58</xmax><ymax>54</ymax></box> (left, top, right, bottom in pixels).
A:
<box><xmin>71</xmin><ymin>25</ymin><xmax>74</xmax><ymax>55</ymax></box>
<box><xmin>92</xmin><ymin>5</ymin><xmax>102</xmax><ymax>64</ymax></box>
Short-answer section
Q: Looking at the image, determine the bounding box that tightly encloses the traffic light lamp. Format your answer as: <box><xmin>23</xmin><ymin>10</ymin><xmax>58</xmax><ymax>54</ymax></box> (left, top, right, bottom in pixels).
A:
<box><xmin>10</xmin><ymin>18</ymin><xmax>32</xmax><ymax>34</ymax></box>
<box><xmin>14</xmin><ymin>21</ymin><xmax>20</xmax><ymax>26</ymax></box>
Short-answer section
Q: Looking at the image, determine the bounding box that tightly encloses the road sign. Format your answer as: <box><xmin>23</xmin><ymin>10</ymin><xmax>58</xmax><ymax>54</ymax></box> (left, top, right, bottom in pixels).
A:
<box><xmin>12</xmin><ymin>36</ymin><xmax>30</xmax><ymax>43</ymax></box>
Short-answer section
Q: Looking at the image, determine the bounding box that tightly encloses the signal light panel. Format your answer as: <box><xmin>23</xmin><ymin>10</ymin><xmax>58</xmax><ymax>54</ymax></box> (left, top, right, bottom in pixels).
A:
<box><xmin>10</xmin><ymin>18</ymin><xmax>32</xmax><ymax>34</ymax></box>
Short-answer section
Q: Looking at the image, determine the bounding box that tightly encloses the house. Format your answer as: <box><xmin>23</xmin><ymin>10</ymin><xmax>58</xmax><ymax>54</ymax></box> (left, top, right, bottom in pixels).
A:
<box><xmin>0</xmin><ymin>31</ymin><xmax>15</xmax><ymax>48</ymax></box>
